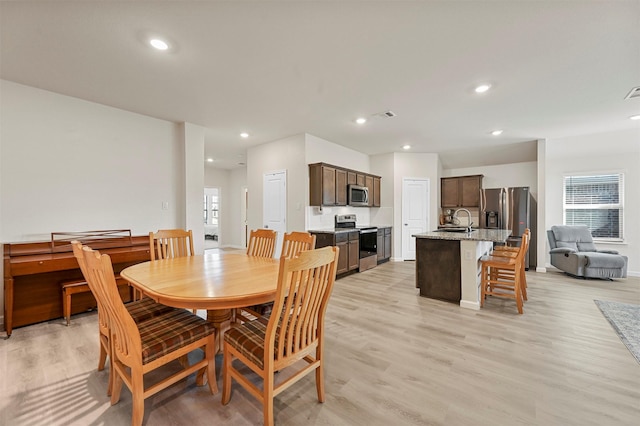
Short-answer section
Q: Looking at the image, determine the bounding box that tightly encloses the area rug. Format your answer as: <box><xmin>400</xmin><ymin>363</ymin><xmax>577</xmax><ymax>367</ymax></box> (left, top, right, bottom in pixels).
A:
<box><xmin>594</xmin><ymin>300</ymin><xmax>640</xmax><ymax>364</ymax></box>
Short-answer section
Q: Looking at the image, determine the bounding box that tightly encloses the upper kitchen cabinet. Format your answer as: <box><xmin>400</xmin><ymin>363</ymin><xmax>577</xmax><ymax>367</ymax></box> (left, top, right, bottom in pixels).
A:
<box><xmin>309</xmin><ymin>163</ymin><xmax>346</xmax><ymax>206</ymax></box>
<box><xmin>372</xmin><ymin>177</ymin><xmax>381</xmax><ymax>207</ymax></box>
<box><xmin>441</xmin><ymin>175</ymin><xmax>483</xmax><ymax>208</ymax></box>
<box><xmin>309</xmin><ymin>163</ymin><xmax>381</xmax><ymax>207</ymax></box>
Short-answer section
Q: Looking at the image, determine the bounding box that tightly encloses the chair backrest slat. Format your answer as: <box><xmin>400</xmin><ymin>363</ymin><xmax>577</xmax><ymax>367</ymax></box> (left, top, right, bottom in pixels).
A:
<box><xmin>76</xmin><ymin>243</ymin><xmax>142</xmax><ymax>367</ymax></box>
<box><xmin>280</xmin><ymin>231</ymin><xmax>316</xmax><ymax>259</ymax></box>
<box><xmin>247</xmin><ymin>229</ymin><xmax>277</xmax><ymax>258</ymax></box>
<box><xmin>267</xmin><ymin>246</ymin><xmax>338</xmax><ymax>366</ymax></box>
<box><xmin>150</xmin><ymin>229</ymin><xmax>194</xmax><ymax>261</ymax></box>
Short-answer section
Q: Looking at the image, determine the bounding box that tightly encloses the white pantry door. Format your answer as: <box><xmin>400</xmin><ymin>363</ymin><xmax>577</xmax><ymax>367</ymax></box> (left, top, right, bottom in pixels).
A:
<box><xmin>263</xmin><ymin>170</ymin><xmax>287</xmax><ymax>257</ymax></box>
<box><xmin>402</xmin><ymin>178</ymin><xmax>429</xmax><ymax>260</ymax></box>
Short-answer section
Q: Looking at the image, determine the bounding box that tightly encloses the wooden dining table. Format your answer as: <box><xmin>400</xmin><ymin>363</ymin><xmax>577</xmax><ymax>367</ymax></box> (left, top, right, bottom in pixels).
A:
<box><xmin>120</xmin><ymin>251</ymin><xmax>280</xmax><ymax>351</ymax></box>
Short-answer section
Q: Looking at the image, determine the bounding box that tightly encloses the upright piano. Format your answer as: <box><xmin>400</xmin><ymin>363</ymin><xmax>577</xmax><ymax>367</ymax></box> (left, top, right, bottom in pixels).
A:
<box><xmin>3</xmin><ymin>230</ymin><xmax>151</xmax><ymax>337</ymax></box>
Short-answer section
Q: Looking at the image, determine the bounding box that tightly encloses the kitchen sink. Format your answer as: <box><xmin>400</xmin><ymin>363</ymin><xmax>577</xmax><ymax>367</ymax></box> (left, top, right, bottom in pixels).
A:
<box><xmin>434</xmin><ymin>227</ymin><xmax>473</xmax><ymax>233</ymax></box>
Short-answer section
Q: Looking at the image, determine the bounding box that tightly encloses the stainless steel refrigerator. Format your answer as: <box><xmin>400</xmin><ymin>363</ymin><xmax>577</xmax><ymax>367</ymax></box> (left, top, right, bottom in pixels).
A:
<box><xmin>480</xmin><ymin>186</ymin><xmax>536</xmax><ymax>269</ymax></box>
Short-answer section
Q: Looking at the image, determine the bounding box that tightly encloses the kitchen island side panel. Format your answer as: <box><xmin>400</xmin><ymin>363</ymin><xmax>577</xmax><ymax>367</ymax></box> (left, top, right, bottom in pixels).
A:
<box><xmin>416</xmin><ymin>238</ymin><xmax>461</xmax><ymax>303</ymax></box>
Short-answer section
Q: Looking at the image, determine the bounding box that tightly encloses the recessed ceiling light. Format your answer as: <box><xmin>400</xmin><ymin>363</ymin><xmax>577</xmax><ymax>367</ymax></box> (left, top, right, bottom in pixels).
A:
<box><xmin>150</xmin><ymin>38</ymin><xmax>169</xmax><ymax>51</ymax></box>
<box><xmin>206</xmin><ymin>158</ymin><xmax>214</xmax><ymax>163</ymax></box>
<box><xmin>402</xmin><ymin>144</ymin><xmax>411</xmax><ymax>150</ymax></box>
<box><xmin>491</xmin><ymin>129</ymin><xmax>503</xmax><ymax>136</ymax></box>
<box><xmin>475</xmin><ymin>84</ymin><xmax>491</xmax><ymax>93</ymax></box>
<box><xmin>355</xmin><ymin>117</ymin><xmax>367</xmax><ymax>125</ymax></box>
<box><xmin>630</xmin><ymin>114</ymin><xmax>640</xmax><ymax>120</ymax></box>
<box><xmin>240</xmin><ymin>132</ymin><xmax>249</xmax><ymax>138</ymax></box>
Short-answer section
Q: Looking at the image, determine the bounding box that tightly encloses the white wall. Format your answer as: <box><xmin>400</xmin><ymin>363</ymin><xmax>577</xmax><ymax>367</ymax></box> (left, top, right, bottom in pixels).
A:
<box><xmin>370</xmin><ymin>152</ymin><xmax>394</xmax><ymax>227</ymax></box>
<box><xmin>545</xmin><ymin>128</ymin><xmax>639</xmax><ymax>275</ymax></box>
<box><xmin>0</xmin><ymin>80</ymin><xmax>192</xmax><ymax>324</ymax></box>
<box><xmin>204</xmin><ymin>166</ymin><xmax>247</xmax><ymax>249</ymax></box>
<box><xmin>393</xmin><ymin>153</ymin><xmax>441</xmax><ymax>259</ymax></box>
<box><xmin>0</xmin><ymin>81</ymin><xmax>184</xmax><ymax>240</ymax></box>
<box><xmin>246</xmin><ymin>134</ymin><xmax>307</xmax><ymax>235</ymax></box>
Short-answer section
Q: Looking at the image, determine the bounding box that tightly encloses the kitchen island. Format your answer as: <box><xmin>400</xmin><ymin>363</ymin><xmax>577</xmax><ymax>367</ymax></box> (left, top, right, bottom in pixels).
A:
<box><xmin>413</xmin><ymin>229</ymin><xmax>511</xmax><ymax>309</ymax></box>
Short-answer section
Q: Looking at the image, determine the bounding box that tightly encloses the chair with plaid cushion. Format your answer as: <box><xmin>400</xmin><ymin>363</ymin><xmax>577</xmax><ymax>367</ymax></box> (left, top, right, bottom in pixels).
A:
<box><xmin>72</xmin><ymin>242</ymin><xmax>176</xmax><ymax>396</ymax></box>
<box><xmin>222</xmin><ymin>246</ymin><xmax>338</xmax><ymax>426</ymax></box>
<box><xmin>75</xmin><ymin>243</ymin><xmax>217</xmax><ymax>426</ymax></box>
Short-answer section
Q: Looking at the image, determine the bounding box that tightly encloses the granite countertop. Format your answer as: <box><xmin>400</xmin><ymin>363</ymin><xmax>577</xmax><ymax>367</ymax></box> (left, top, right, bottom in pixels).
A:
<box><xmin>413</xmin><ymin>229</ymin><xmax>512</xmax><ymax>243</ymax></box>
<box><xmin>307</xmin><ymin>228</ymin><xmax>354</xmax><ymax>234</ymax></box>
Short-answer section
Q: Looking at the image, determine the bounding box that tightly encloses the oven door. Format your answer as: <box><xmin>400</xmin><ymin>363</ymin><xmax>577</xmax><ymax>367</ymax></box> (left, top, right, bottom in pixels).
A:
<box><xmin>359</xmin><ymin>228</ymin><xmax>378</xmax><ymax>258</ymax></box>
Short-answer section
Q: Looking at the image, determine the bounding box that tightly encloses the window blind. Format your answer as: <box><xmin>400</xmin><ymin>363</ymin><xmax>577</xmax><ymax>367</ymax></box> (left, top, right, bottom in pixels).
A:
<box><xmin>563</xmin><ymin>173</ymin><xmax>624</xmax><ymax>240</ymax></box>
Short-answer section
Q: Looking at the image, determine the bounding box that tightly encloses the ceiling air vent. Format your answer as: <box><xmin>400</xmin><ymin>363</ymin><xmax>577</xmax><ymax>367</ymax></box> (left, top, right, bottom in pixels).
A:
<box><xmin>624</xmin><ymin>86</ymin><xmax>640</xmax><ymax>100</ymax></box>
<box><xmin>376</xmin><ymin>110</ymin><xmax>397</xmax><ymax>118</ymax></box>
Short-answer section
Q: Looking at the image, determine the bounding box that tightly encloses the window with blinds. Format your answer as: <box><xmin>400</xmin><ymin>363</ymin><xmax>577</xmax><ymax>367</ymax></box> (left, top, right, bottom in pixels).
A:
<box><xmin>563</xmin><ymin>173</ymin><xmax>624</xmax><ymax>241</ymax></box>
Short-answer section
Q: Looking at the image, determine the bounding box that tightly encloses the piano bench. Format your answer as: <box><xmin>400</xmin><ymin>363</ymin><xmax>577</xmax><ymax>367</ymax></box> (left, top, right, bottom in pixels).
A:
<box><xmin>60</xmin><ymin>275</ymin><xmax>128</xmax><ymax>326</ymax></box>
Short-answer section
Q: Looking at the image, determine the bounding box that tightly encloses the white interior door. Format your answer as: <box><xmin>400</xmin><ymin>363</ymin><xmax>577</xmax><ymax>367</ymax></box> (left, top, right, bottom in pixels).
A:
<box><xmin>402</xmin><ymin>178</ymin><xmax>429</xmax><ymax>260</ymax></box>
<box><xmin>263</xmin><ymin>170</ymin><xmax>287</xmax><ymax>257</ymax></box>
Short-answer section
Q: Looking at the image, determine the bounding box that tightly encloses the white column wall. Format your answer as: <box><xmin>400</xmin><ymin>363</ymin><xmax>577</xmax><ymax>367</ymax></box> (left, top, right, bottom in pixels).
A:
<box><xmin>182</xmin><ymin>123</ymin><xmax>205</xmax><ymax>254</ymax></box>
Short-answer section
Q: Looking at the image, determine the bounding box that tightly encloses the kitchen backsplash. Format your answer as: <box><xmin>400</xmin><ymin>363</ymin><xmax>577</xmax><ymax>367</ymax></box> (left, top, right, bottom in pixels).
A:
<box><xmin>306</xmin><ymin>206</ymin><xmax>371</xmax><ymax>230</ymax></box>
<box><xmin>306</xmin><ymin>206</ymin><xmax>393</xmax><ymax>230</ymax></box>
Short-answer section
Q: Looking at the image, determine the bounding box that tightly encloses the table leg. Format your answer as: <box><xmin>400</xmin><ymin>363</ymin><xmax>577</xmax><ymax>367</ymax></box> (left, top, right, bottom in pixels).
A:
<box><xmin>206</xmin><ymin>309</ymin><xmax>232</xmax><ymax>353</ymax></box>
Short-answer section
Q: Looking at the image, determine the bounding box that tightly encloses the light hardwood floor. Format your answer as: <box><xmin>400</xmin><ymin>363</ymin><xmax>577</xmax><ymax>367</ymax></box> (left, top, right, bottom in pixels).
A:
<box><xmin>1</xmin><ymin>262</ymin><xmax>638</xmax><ymax>425</ymax></box>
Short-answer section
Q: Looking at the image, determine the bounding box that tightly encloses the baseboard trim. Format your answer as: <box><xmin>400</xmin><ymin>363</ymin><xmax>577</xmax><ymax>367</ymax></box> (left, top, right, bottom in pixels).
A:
<box><xmin>536</xmin><ymin>266</ymin><xmax>547</xmax><ymax>273</ymax></box>
<box><xmin>460</xmin><ymin>300</ymin><xmax>480</xmax><ymax>310</ymax></box>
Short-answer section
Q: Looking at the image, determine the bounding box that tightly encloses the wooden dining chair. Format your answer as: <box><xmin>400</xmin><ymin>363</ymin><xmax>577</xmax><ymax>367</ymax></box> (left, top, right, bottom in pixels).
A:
<box><xmin>150</xmin><ymin>228</ymin><xmax>195</xmax><ymax>261</ymax></box>
<box><xmin>237</xmin><ymin>231</ymin><xmax>316</xmax><ymax>322</ymax></box>
<box><xmin>222</xmin><ymin>246</ymin><xmax>339</xmax><ymax>426</ymax></box>
<box><xmin>246</xmin><ymin>228</ymin><xmax>277</xmax><ymax>258</ymax></box>
<box><xmin>479</xmin><ymin>230</ymin><xmax>530</xmax><ymax>314</ymax></box>
<box><xmin>71</xmin><ymin>242</ymin><xmax>176</xmax><ymax>396</ymax></box>
<box><xmin>149</xmin><ymin>229</ymin><xmax>196</xmax><ymax>310</ymax></box>
<box><xmin>489</xmin><ymin>228</ymin><xmax>531</xmax><ymax>299</ymax></box>
<box><xmin>279</xmin><ymin>231</ymin><xmax>316</xmax><ymax>259</ymax></box>
<box><xmin>76</xmin><ymin>243</ymin><xmax>218</xmax><ymax>426</ymax></box>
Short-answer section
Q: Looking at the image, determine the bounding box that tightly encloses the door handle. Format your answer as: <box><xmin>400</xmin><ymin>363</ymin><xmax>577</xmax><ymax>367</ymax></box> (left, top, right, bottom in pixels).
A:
<box><xmin>404</xmin><ymin>223</ymin><xmax>408</xmax><ymax>226</ymax></box>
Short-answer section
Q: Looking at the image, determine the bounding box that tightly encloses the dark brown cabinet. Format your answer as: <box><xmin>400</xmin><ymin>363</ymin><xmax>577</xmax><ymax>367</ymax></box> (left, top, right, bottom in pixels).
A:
<box><xmin>336</xmin><ymin>168</ymin><xmax>347</xmax><ymax>205</ymax></box>
<box><xmin>416</xmin><ymin>238</ymin><xmax>461</xmax><ymax>303</ymax></box>
<box><xmin>348</xmin><ymin>232</ymin><xmax>360</xmax><ymax>271</ymax></box>
<box><xmin>309</xmin><ymin>163</ymin><xmax>381</xmax><ymax>208</ymax></box>
<box><xmin>441</xmin><ymin>175</ymin><xmax>483</xmax><ymax>208</ymax></box>
<box><xmin>309</xmin><ymin>163</ymin><xmax>347</xmax><ymax>206</ymax></box>
<box><xmin>365</xmin><ymin>175</ymin><xmax>374</xmax><ymax>206</ymax></box>
<box><xmin>312</xmin><ymin>231</ymin><xmax>359</xmax><ymax>276</ymax></box>
<box><xmin>372</xmin><ymin>177</ymin><xmax>381</xmax><ymax>207</ymax></box>
<box><xmin>376</xmin><ymin>227</ymin><xmax>392</xmax><ymax>263</ymax></box>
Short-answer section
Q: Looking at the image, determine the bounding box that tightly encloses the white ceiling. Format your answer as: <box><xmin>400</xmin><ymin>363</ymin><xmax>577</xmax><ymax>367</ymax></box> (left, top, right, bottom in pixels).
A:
<box><xmin>2</xmin><ymin>1</ymin><xmax>639</xmax><ymax>170</ymax></box>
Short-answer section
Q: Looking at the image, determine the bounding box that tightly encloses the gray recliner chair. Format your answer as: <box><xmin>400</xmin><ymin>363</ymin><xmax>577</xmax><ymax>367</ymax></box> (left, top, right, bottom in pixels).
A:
<box><xmin>547</xmin><ymin>225</ymin><xmax>627</xmax><ymax>279</ymax></box>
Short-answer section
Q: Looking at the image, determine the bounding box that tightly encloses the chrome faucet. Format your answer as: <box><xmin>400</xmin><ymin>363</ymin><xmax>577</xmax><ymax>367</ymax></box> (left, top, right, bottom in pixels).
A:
<box><xmin>453</xmin><ymin>208</ymin><xmax>474</xmax><ymax>232</ymax></box>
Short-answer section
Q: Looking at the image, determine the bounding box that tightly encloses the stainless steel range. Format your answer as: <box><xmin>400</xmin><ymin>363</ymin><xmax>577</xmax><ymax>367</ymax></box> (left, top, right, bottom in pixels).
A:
<box><xmin>335</xmin><ymin>214</ymin><xmax>378</xmax><ymax>271</ymax></box>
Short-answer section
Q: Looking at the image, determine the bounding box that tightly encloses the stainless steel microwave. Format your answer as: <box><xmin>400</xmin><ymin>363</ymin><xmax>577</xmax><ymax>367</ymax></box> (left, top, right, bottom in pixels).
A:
<box><xmin>348</xmin><ymin>184</ymin><xmax>369</xmax><ymax>206</ymax></box>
